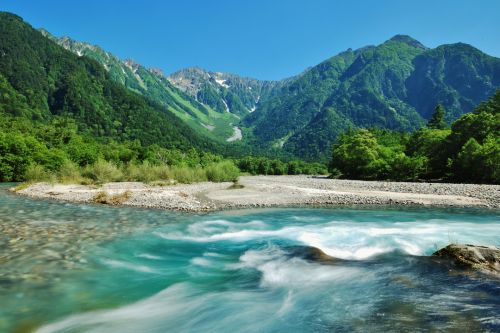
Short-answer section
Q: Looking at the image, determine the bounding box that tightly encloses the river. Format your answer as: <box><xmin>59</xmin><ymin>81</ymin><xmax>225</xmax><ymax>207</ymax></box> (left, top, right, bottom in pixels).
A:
<box><xmin>0</xmin><ymin>184</ymin><xmax>499</xmax><ymax>332</ymax></box>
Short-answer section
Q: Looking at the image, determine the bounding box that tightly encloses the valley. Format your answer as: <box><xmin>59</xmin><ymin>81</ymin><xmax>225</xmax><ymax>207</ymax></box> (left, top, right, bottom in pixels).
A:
<box><xmin>0</xmin><ymin>4</ymin><xmax>499</xmax><ymax>333</ymax></box>
<box><xmin>43</xmin><ymin>28</ymin><xmax>500</xmax><ymax>161</ymax></box>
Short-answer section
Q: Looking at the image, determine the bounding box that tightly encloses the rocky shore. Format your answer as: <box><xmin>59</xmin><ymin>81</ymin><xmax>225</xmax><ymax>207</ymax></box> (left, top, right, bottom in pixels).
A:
<box><xmin>14</xmin><ymin>175</ymin><xmax>500</xmax><ymax>211</ymax></box>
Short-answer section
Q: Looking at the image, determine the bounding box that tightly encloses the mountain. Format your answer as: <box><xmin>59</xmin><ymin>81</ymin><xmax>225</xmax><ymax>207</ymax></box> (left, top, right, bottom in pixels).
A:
<box><xmin>245</xmin><ymin>35</ymin><xmax>500</xmax><ymax>160</ymax></box>
<box><xmin>3</xmin><ymin>12</ymin><xmax>498</xmax><ymax>162</ymax></box>
<box><xmin>42</xmin><ymin>31</ymin><xmax>240</xmax><ymax>142</ymax></box>
<box><xmin>168</xmin><ymin>67</ymin><xmax>281</xmax><ymax>117</ymax></box>
<box><xmin>0</xmin><ymin>12</ymin><xmax>217</xmax><ymax>151</ymax></box>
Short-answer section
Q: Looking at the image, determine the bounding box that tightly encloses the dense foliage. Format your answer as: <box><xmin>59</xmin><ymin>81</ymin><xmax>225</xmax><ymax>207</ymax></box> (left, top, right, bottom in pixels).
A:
<box><xmin>236</xmin><ymin>156</ymin><xmax>327</xmax><ymax>176</ymax></box>
<box><xmin>331</xmin><ymin>91</ymin><xmax>500</xmax><ymax>183</ymax></box>
<box><xmin>0</xmin><ymin>115</ymin><xmax>241</xmax><ymax>183</ymax></box>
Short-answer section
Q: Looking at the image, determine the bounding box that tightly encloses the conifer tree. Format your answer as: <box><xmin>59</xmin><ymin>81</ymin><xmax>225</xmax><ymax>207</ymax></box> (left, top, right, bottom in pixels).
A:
<box><xmin>427</xmin><ymin>104</ymin><xmax>447</xmax><ymax>129</ymax></box>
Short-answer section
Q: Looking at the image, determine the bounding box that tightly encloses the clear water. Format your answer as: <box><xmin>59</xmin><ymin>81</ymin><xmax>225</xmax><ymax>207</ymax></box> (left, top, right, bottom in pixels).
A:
<box><xmin>0</xmin><ymin>185</ymin><xmax>499</xmax><ymax>332</ymax></box>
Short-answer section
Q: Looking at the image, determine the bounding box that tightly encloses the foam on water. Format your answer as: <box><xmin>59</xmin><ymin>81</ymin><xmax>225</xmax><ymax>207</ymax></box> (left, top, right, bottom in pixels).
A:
<box><xmin>190</xmin><ymin>257</ymin><xmax>212</xmax><ymax>267</ymax></box>
<box><xmin>233</xmin><ymin>245</ymin><xmax>366</xmax><ymax>287</ymax></box>
<box><xmin>155</xmin><ymin>216</ymin><xmax>500</xmax><ymax>260</ymax></box>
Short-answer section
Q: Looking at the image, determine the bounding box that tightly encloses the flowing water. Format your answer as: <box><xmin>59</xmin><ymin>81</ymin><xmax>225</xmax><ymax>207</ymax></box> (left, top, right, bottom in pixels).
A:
<box><xmin>0</xmin><ymin>184</ymin><xmax>499</xmax><ymax>332</ymax></box>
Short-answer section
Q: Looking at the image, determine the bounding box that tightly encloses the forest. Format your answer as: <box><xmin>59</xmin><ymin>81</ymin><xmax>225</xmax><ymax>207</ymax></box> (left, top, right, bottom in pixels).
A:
<box><xmin>330</xmin><ymin>90</ymin><xmax>499</xmax><ymax>184</ymax></box>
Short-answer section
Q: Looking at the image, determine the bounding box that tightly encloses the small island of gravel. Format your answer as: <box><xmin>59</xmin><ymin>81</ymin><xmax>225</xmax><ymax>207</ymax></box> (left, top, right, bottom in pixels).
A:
<box><xmin>14</xmin><ymin>175</ymin><xmax>500</xmax><ymax>211</ymax></box>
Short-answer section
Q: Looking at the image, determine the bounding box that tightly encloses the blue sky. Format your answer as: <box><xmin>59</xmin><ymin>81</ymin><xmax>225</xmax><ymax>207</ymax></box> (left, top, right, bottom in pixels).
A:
<box><xmin>2</xmin><ymin>0</ymin><xmax>499</xmax><ymax>80</ymax></box>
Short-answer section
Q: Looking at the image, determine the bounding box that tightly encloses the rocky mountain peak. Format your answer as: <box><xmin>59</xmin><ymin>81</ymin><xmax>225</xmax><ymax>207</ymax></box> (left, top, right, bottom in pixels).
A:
<box><xmin>387</xmin><ymin>34</ymin><xmax>427</xmax><ymax>49</ymax></box>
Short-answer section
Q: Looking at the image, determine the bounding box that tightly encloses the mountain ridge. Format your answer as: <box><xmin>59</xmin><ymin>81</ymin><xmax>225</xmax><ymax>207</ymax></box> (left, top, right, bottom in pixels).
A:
<box><xmin>244</xmin><ymin>35</ymin><xmax>500</xmax><ymax>159</ymax></box>
<box><xmin>167</xmin><ymin>67</ymin><xmax>284</xmax><ymax>117</ymax></box>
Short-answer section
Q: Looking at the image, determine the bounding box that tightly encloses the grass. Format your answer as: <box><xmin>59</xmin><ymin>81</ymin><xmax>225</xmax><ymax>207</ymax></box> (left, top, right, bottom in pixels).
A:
<box><xmin>11</xmin><ymin>182</ymin><xmax>32</xmax><ymax>192</ymax></box>
<box><xmin>20</xmin><ymin>160</ymin><xmax>241</xmax><ymax>186</ymax></box>
<box><xmin>57</xmin><ymin>161</ymin><xmax>86</xmax><ymax>184</ymax></box>
<box><xmin>82</xmin><ymin>160</ymin><xmax>123</xmax><ymax>184</ymax></box>
<box><xmin>124</xmin><ymin>162</ymin><xmax>171</xmax><ymax>183</ymax></box>
<box><xmin>24</xmin><ymin>164</ymin><xmax>55</xmax><ymax>183</ymax></box>
<box><xmin>170</xmin><ymin>166</ymin><xmax>207</xmax><ymax>184</ymax></box>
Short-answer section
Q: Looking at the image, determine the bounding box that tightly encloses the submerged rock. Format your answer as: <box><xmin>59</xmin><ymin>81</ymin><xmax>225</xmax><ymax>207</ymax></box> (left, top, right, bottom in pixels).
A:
<box><xmin>433</xmin><ymin>244</ymin><xmax>500</xmax><ymax>273</ymax></box>
<box><xmin>284</xmin><ymin>246</ymin><xmax>340</xmax><ymax>264</ymax></box>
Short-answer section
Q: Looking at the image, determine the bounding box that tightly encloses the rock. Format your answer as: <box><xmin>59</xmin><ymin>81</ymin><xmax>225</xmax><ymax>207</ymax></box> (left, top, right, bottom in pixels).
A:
<box><xmin>433</xmin><ymin>244</ymin><xmax>500</xmax><ymax>273</ymax></box>
<box><xmin>284</xmin><ymin>245</ymin><xmax>340</xmax><ymax>264</ymax></box>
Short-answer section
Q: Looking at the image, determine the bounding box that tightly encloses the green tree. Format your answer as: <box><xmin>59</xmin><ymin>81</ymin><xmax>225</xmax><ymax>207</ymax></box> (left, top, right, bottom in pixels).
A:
<box><xmin>452</xmin><ymin>136</ymin><xmax>499</xmax><ymax>183</ymax></box>
<box><xmin>406</xmin><ymin>128</ymin><xmax>450</xmax><ymax>178</ymax></box>
<box><xmin>0</xmin><ymin>133</ymin><xmax>32</xmax><ymax>181</ymax></box>
<box><xmin>427</xmin><ymin>104</ymin><xmax>447</xmax><ymax>129</ymax></box>
<box><xmin>331</xmin><ymin>129</ymin><xmax>383</xmax><ymax>179</ymax></box>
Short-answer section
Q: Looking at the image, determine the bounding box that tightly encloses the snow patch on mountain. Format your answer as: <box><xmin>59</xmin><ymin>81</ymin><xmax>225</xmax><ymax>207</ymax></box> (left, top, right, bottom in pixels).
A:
<box><xmin>215</xmin><ymin>78</ymin><xmax>230</xmax><ymax>89</ymax></box>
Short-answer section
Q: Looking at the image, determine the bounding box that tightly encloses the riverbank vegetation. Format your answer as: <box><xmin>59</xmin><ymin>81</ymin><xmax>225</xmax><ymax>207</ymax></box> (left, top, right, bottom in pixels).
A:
<box><xmin>0</xmin><ymin>116</ymin><xmax>327</xmax><ymax>184</ymax></box>
<box><xmin>330</xmin><ymin>90</ymin><xmax>499</xmax><ymax>184</ymax></box>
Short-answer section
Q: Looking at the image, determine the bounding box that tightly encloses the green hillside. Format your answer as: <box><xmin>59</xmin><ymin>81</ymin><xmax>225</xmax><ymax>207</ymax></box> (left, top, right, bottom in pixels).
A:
<box><xmin>0</xmin><ymin>12</ymin><xmax>218</xmax><ymax>151</ymax></box>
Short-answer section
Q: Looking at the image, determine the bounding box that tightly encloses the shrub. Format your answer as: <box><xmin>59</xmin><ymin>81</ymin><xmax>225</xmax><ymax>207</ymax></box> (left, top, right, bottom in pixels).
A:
<box><xmin>390</xmin><ymin>154</ymin><xmax>428</xmax><ymax>181</ymax></box>
<box><xmin>205</xmin><ymin>161</ymin><xmax>240</xmax><ymax>182</ymax></box>
<box><xmin>57</xmin><ymin>161</ymin><xmax>85</xmax><ymax>184</ymax></box>
<box><xmin>92</xmin><ymin>190</ymin><xmax>131</xmax><ymax>205</ymax></box>
<box><xmin>170</xmin><ymin>166</ymin><xmax>207</xmax><ymax>184</ymax></box>
<box><xmin>124</xmin><ymin>161</ymin><xmax>171</xmax><ymax>183</ymax></box>
<box><xmin>82</xmin><ymin>160</ymin><xmax>123</xmax><ymax>183</ymax></box>
<box><xmin>24</xmin><ymin>164</ymin><xmax>54</xmax><ymax>182</ymax></box>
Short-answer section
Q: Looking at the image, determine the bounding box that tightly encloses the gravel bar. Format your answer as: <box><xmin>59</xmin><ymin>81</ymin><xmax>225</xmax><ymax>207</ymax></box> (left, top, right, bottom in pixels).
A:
<box><xmin>15</xmin><ymin>176</ymin><xmax>500</xmax><ymax>211</ymax></box>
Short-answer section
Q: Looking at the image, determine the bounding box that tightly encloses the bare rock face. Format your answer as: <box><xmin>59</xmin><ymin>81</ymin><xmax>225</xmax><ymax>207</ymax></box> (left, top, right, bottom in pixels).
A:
<box><xmin>433</xmin><ymin>244</ymin><xmax>500</xmax><ymax>273</ymax></box>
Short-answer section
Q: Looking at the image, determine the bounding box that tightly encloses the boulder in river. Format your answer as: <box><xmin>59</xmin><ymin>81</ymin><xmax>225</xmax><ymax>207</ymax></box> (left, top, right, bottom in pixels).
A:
<box><xmin>284</xmin><ymin>246</ymin><xmax>340</xmax><ymax>264</ymax></box>
<box><xmin>433</xmin><ymin>244</ymin><xmax>500</xmax><ymax>273</ymax></box>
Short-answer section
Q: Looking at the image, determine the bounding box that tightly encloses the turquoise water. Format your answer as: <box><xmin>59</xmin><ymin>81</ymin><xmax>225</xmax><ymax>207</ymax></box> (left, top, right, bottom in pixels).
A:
<box><xmin>0</xmin><ymin>185</ymin><xmax>499</xmax><ymax>332</ymax></box>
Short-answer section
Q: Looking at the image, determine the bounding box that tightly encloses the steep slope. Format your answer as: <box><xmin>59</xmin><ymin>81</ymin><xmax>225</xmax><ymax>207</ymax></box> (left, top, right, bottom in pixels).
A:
<box><xmin>245</xmin><ymin>35</ymin><xmax>500</xmax><ymax>160</ymax></box>
<box><xmin>0</xmin><ymin>12</ymin><xmax>217</xmax><ymax>151</ymax></box>
<box><xmin>406</xmin><ymin>42</ymin><xmax>500</xmax><ymax>120</ymax></box>
<box><xmin>168</xmin><ymin>67</ymin><xmax>282</xmax><ymax>117</ymax></box>
<box><xmin>43</xmin><ymin>31</ymin><xmax>240</xmax><ymax>141</ymax></box>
